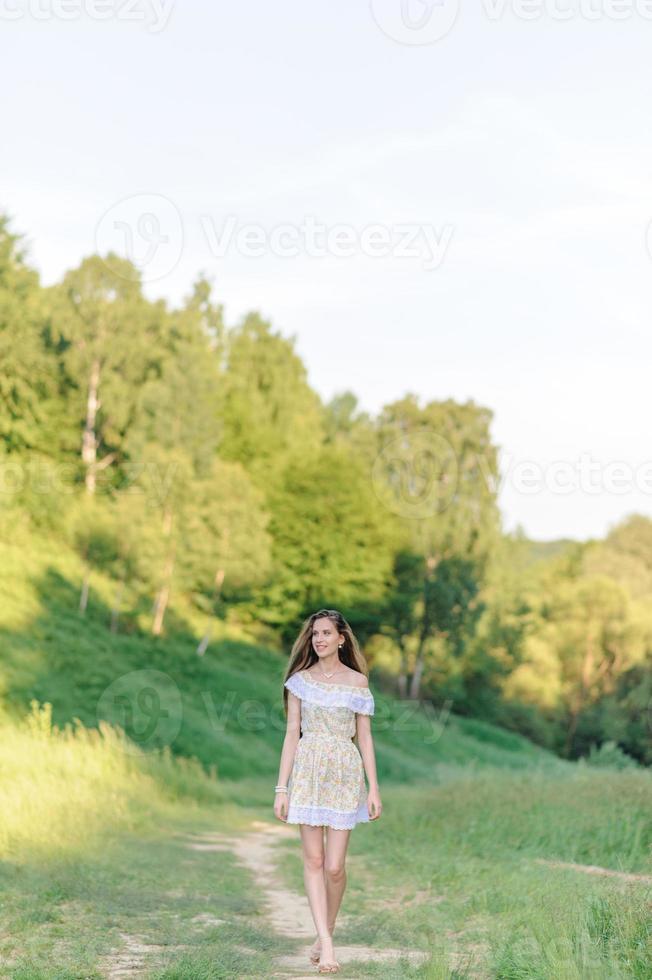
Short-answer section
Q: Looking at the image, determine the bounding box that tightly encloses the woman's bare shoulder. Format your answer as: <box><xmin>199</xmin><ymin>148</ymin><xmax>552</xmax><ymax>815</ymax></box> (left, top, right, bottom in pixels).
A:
<box><xmin>345</xmin><ymin>669</ymin><xmax>370</xmax><ymax>689</ymax></box>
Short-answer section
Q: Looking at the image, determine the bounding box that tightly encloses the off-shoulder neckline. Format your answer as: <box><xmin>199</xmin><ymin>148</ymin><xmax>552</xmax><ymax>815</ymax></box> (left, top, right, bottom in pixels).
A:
<box><xmin>299</xmin><ymin>670</ymin><xmax>370</xmax><ymax>692</ymax></box>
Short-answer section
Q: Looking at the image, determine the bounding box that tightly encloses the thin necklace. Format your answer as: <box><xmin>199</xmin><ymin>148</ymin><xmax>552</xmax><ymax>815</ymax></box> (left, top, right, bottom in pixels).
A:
<box><xmin>318</xmin><ymin>656</ymin><xmax>343</xmax><ymax>680</ymax></box>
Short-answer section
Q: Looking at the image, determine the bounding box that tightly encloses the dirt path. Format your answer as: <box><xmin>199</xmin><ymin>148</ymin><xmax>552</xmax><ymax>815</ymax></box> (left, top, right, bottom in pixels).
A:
<box><xmin>103</xmin><ymin>934</ymin><xmax>189</xmax><ymax>980</ymax></box>
<box><xmin>184</xmin><ymin>819</ymin><xmax>429</xmax><ymax>978</ymax></box>
<box><xmin>100</xmin><ymin>831</ymin><xmax>651</xmax><ymax>977</ymax></box>
<box><xmin>535</xmin><ymin>858</ymin><xmax>652</xmax><ymax>886</ymax></box>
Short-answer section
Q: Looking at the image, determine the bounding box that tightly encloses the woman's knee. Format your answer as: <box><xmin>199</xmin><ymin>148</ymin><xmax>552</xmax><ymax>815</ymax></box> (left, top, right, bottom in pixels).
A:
<box><xmin>324</xmin><ymin>860</ymin><xmax>346</xmax><ymax>880</ymax></box>
<box><xmin>304</xmin><ymin>851</ymin><xmax>325</xmax><ymax>873</ymax></box>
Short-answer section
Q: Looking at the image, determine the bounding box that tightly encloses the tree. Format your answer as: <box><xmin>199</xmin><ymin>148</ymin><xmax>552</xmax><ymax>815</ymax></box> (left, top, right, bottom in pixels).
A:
<box><xmin>605</xmin><ymin>514</ymin><xmax>652</xmax><ymax>572</ymax></box>
<box><xmin>373</xmin><ymin>394</ymin><xmax>502</xmax><ymax>698</ymax></box>
<box><xmin>458</xmin><ymin>596</ymin><xmax>530</xmax><ymax>719</ymax></box>
<box><xmin>598</xmin><ymin>659</ymin><xmax>652</xmax><ymax>764</ymax></box>
<box><xmin>261</xmin><ymin>444</ymin><xmax>396</xmax><ymax>632</ymax></box>
<box><xmin>113</xmin><ymin>447</ymin><xmax>271</xmax><ymax>639</ymax></box>
<box><xmin>379</xmin><ymin>550</ymin><xmax>424</xmax><ymax>698</ymax></box>
<box><xmin>184</xmin><ymin>458</ymin><xmax>272</xmax><ymax>653</ymax></box>
<box><xmin>217</xmin><ymin>312</ymin><xmax>325</xmax><ymax>493</ymax></box>
<box><xmin>48</xmin><ymin>253</ymin><xmax>160</xmax><ymax>496</ymax></box>
<box><xmin>0</xmin><ymin>213</ymin><xmax>62</xmax><ymax>455</ymax></box>
<box><xmin>409</xmin><ymin>555</ymin><xmax>485</xmax><ymax>699</ymax></box>
<box><xmin>553</xmin><ymin>575</ymin><xmax>641</xmax><ymax>756</ymax></box>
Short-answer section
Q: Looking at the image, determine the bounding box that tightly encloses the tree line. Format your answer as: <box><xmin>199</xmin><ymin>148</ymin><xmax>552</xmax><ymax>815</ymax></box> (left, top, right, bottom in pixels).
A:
<box><xmin>1</xmin><ymin>212</ymin><xmax>651</xmax><ymax>763</ymax></box>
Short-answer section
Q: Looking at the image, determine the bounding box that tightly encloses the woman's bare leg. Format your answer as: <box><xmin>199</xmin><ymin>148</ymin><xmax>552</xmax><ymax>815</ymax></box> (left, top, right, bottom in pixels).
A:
<box><xmin>310</xmin><ymin>826</ymin><xmax>351</xmax><ymax>962</ymax></box>
<box><xmin>300</xmin><ymin>825</ymin><xmax>336</xmax><ymax>964</ymax></box>
<box><xmin>324</xmin><ymin>826</ymin><xmax>351</xmax><ymax>933</ymax></box>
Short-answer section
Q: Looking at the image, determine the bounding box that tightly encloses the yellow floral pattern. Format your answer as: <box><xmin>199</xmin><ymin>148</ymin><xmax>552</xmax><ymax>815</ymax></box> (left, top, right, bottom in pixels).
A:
<box><xmin>283</xmin><ymin>671</ymin><xmax>375</xmax><ymax>829</ymax></box>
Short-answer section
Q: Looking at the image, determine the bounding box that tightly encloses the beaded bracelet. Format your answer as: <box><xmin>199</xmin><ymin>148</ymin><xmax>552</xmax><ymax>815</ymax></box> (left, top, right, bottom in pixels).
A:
<box><xmin>275</xmin><ymin>785</ymin><xmax>288</xmax><ymax>793</ymax></box>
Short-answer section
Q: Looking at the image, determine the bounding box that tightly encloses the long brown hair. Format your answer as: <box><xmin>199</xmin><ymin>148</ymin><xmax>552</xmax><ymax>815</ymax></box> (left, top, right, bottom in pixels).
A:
<box><xmin>282</xmin><ymin>608</ymin><xmax>368</xmax><ymax>716</ymax></box>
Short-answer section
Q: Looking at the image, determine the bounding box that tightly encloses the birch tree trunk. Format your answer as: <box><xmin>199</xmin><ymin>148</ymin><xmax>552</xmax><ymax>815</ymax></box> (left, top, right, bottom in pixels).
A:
<box><xmin>408</xmin><ymin>555</ymin><xmax>438</xmax><ymax>699</ymax></box>
<box><xmin>78</xmin><ymin>358</ymin><xmax>101</xmax><ymax>612</ymax></box>
<box><xmin>110</xmin><ymin>579</ymin><xmax>125</xmax><ymax>633</ymax></box>
<box><xmin>152</xmin><ymin>508</ymin><xmax>175</xmax><ymax>636</ymax></box>
<box><xmin>82</xmin><ymin>357</ymin><xmax>101</xmax><ymax>495</ymax></box>
<box><xmin>79</xmin><ymin>562</ymin><xmax>90</xmax><ymax>613</ymax></box>
<box><xmin>408</xmin><ymin>640</ymin><xmax>427</xmax><ymax>700</ymax></box>
<box><xmin>197</xmin><ymin>567</ymin><xmax>226</xmax><ymax>656</ymax></box>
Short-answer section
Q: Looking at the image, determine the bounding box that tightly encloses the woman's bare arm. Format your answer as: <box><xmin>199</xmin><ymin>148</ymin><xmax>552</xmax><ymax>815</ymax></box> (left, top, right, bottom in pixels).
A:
<box><xmin>276</xmin><ymin>691</ymin><xmax>301</xmax><ymax>787</ymax></box>
<box><xmin>355</xmin><ymin>713</ymin><xmax>379</xmax><ymax>792</ymax></box>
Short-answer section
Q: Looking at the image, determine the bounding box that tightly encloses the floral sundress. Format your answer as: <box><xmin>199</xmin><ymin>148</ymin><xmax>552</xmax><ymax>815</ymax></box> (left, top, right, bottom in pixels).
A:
<box><xmin>283</xmin><ymin>670</ymin><xmax>375</xmax><ymax>830</ymax></box>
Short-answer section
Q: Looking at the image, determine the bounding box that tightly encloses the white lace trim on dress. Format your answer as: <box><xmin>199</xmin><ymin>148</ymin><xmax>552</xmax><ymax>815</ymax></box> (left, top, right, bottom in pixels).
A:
<box><xmin>285</xmin><ymin>800</ymin><xmax>370</xmax><ymax>829</ymax></box>
<box><xmin>284</xmin><ymin>672</ymin><xmax>374</xmax><ymax>715</ymax></box>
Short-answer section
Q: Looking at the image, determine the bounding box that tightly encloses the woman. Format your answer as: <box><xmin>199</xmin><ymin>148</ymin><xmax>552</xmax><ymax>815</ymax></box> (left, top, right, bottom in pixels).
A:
<box><xmin>274</xmin><ymin>608</ymin><xmax>382</xmax><ymax>975</ymax></box>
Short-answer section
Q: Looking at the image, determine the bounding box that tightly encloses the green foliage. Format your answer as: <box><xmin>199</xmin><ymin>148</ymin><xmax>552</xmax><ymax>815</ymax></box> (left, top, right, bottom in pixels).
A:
<box><xmin>585</xmin><ymin>740</ymin><xmax>640</xmax><ymax>771</ymax></box>
<box><xmin>217</xmin><ymin>311</ymin><xmax>325</xmax><ymax>491</ymax></box>
<box><xmin>2</xmin><ymin>208</ymin><xmax>652</xmax><ymax>765</ymax></box>
<box><xmin>0</xmin><ymin>520</ymin><xmax>562</xmax><ymax>785</ymax></box>
<box><xmin>0</xmin><ymin>697</ymin><xmax>220</xmax><ymax>860</ymax></box>
<box><xmin>0</xmin><ymin>216</ymin><xmax>64</xmax><ymax>455</ymax></box>
<box><xmin>261</xmin><ymin>444</ymin><xmax>397</xmax><ymax>630</ymax></box>
<box><xmin>5</xmin><ymin>211</ymin><xmax>652</xmax><ymax>979</ymax></box>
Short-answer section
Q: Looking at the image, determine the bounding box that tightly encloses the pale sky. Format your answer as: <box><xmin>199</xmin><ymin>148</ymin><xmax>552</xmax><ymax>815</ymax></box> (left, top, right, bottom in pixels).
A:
<box><xmin>2</xmin><ymin>0</ymin><xmax>651</xmax><ymax>541</ymax></box>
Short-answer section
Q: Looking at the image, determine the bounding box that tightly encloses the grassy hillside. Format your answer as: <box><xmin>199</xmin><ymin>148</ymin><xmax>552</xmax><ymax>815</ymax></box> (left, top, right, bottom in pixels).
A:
<box><xmin>0</xmin><ymin>520</ymin><xmax>562</xmax><ymax>783</ymax></box>
<box><xmin>2</xmin><ymin>519</ymin><xmax>651</xmax><ymax>977</ymax></box>
<box><xmin>0</xmin><ymin>699</ymin><xmax>275</xmax><ymax>977</ymax></box>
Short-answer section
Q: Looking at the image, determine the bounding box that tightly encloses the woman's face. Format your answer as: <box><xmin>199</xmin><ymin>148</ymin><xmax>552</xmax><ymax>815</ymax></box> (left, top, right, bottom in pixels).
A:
<box><xmin>311</xmin><ymin>617</ymin><xmax>343</xmax><ymax>658</ymax></box>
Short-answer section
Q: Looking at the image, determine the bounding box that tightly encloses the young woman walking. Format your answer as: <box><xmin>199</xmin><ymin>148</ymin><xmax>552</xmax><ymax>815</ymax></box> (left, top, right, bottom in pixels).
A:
<box><xmin>274</xmin><ymin>608</ymin><xmax>382</xmax><ymax>974</ymax></box>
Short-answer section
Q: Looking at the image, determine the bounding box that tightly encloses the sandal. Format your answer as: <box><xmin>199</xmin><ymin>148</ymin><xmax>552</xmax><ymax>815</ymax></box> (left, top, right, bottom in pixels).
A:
<box><xmin>309</xmin><ymin>939</ymin><xmax>321</xmax><ymax>965</ymax></box>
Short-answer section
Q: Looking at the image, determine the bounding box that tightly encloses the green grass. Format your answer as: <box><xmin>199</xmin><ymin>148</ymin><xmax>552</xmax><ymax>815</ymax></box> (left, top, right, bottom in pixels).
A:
<box><xmin>0</xmin><ymin>519</ymin><xmax>562</xmax><ymax>783</ymax></box>
<box><xmin>269</xmin><ymin>772</ymin><xmax>652</xmax><ymax>978</ymax></box>
<box><xmin>1</xmin><ymin>519</ymin><xmax>651</xmax><ymax>977</ymax></box>
<box><xmin>0</xmin><ymin>701</ymin><xmax>288</xmax><ymax>977</ymax></box>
